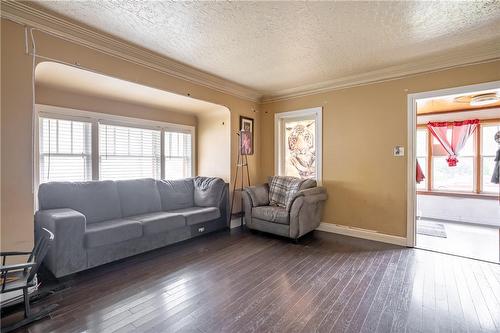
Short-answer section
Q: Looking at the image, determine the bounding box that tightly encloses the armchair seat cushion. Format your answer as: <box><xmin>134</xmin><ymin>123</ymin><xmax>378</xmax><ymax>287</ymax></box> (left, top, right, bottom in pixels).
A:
<box><xmin>252</xmin><ymin>206</ymin><xmax>289</xmax><ymax>225</ymax></box>
<box><xmin>129</xmin><ymin>212</ymin><xmax>186</xmax><ymax>235</ymax></box>
<box><xmin>168</xmin><ymin>207</ymin><xmax>220</xmax><ymax>225</ymax></box>
<box><xmin>85</xmin><ymin>219</ymin><xmax>142</xmax><ymax>248</ymax></box>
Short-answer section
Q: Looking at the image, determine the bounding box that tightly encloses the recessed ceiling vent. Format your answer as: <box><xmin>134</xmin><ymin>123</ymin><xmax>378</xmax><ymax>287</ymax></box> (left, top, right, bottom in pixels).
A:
<box><xmin>454</xmin><ymin>93</ymin><xmax>499</xmax><ymax>106</ymax></box>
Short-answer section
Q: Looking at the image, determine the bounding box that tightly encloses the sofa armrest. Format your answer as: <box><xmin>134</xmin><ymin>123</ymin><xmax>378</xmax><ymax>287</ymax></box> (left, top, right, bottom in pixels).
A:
<box><xmin>288</xmin><ymin>187</ymin><xmax>328</xmax><ymax>239</ymax></box>
<box><xmin>243</xmin><ymin>184</ymin><xmax>269</xmax><ymax>207</ymax></box>
<box><xmin>35</xmin><ymin>208</ymin><xmax>87</xmax><ymax>278</ymax></box>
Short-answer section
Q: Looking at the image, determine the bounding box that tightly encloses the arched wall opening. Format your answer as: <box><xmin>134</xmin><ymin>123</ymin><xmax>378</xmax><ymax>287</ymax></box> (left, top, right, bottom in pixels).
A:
<box><xmin>35</xmin><ymin>61</ymin><xmax>231</xmax><ymax>182</ymax></box>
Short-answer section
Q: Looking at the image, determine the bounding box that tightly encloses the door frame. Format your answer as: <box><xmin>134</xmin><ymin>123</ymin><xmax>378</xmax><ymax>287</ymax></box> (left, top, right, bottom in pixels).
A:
<box><xmin>406</xmin><ymin>80</ymin><xmax>500</xmax><ymax>247</ymax></box>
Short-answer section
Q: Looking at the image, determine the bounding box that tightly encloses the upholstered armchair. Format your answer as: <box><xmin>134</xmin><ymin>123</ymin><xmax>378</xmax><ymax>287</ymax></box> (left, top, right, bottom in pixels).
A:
<box><xmin>242</xmin><ymin>176</ymin><xmax>327</xmax><ymax>240</ymax></box>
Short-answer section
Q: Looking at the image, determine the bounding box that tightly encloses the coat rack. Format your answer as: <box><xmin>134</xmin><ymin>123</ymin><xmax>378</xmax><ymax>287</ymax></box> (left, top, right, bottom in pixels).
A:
<box><xmin>230</xmin><ymin>131</ymin><xmax>251</xmax><ymax>228</ymax></box>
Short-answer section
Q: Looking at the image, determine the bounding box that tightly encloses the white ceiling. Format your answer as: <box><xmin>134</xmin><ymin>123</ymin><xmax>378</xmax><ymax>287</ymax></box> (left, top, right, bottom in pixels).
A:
<box><xmin>35</xmin><ymin>1</ymin><xmax>500</xmax><ymax>98</ymax></box>
<box><xmin>36</xmin><ymin>62</ymin><xmax>227</xmax><ymax>115</ymax></box>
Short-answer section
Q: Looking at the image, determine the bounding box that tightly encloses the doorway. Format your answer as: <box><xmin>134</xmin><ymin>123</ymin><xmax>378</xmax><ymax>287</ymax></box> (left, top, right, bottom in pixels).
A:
<box><xmin>407</xmin><ymin>81</ymin><xmax>500</xmax><ymax>263</ymax></box>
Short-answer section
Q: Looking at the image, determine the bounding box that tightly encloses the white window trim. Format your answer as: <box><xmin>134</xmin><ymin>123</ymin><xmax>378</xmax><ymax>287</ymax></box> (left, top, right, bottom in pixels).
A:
<box><xmin>274</xmin><ymin>107</ymin><xmax>323</xmax><ymax>184</ymax></box>
<box><xmin>35</xmin><ymin>104</ymin><xmax>195</xmax><ymax>187</ymax></box>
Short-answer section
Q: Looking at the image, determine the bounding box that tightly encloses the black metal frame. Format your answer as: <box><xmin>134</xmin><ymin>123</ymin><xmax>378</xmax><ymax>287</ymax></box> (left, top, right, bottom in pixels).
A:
<box><xmin>1</xmin><ymin>228</ymin><xmax>56</xmax><ymax>332</ymax></box>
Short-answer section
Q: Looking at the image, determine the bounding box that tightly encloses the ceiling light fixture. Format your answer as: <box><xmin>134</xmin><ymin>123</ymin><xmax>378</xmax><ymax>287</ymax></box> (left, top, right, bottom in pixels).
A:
<box><xmin>469</xmin><ymin>93</ymin><xmax>499</xmax><ymax>106</ymax></box>
<box><xmin>453</xmin><ymin>92</ymin><xmax>499</xmax><ymax>106</ymax></box>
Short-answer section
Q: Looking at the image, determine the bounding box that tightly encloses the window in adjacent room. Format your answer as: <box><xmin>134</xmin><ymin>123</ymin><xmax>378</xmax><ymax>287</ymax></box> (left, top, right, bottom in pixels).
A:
<box><xmin>275</xmin><ymin>107</ymin><xmax>322</xmax><ymax>182</ymax></box>
<box><xmin>99</xmin><ymin>123</ymin><xmax>161</xmax><ymax>180</ymax></box>
<box><xmin>432</xmin><ymin>128</ymin><xmax>474</xmax><ymax>192</ymax></box>
<box><xmin>39</xmin><ymin>117</ymin><xmax>92</xmax><ymax>183</ymax></box>
<box><xmin>481</xmin><ymin>123</ymin><xmax>500</xmax><ymax>194</ymax></box>
<box><xmin>164</xmin><ymin>130</ymin><xmax>193</xmax><ymax>180</ymax></box>
<box><xmin>416</xmin><ymin>128</ymin><xmax>428</xmax><ymax>190</ymax></box>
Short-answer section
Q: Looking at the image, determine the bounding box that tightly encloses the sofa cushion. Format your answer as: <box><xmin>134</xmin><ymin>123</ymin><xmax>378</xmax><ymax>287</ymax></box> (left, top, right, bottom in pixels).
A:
<box><xmin>157</xmin><ymin>179</ymin><xmax>194</xmax><ymax>211</ymax></box>
<box><xmin>193</xmin><ymin>177</ymin><xmax>225</xmax><ymax>207</ymax></box>
<box><xmin>38</xmin><ymin>181</ymin><xmax>122</xmax><ymax>223</ymax></box>
<box><xmin>129</xmin><ymin>212</ymin><xmax>186</xmax><ymax>235</ymax></box>
<box><xmin>252</xmin><ymin>206</ymin><xmax>289</xmax><ymax>225</ymax></box>
<box><xmin>116</xmin><ymin>179</ymin><xmax>162</xmax><ymax>217</ymax></box>
<box><xmin>268</xmin><ymin>176</ymin><xmax>306</xmax><ymax>208</ymax></box>
<box><xmin>85</xmin><ymin>219</ymin><xmax>142</xmax><ymax>248</ymax></box>
<box><xmin>169</xmin><ymin>207</ymin><xmax>220</xmax><ymax>225</ymax></box>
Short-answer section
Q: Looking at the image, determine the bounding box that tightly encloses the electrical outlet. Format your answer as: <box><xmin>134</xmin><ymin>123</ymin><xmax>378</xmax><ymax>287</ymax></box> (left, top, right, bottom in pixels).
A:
<box><xmin>198</xmin><ymin>226</ymin><xmax>205</xmax><ymax>233</ymax></box>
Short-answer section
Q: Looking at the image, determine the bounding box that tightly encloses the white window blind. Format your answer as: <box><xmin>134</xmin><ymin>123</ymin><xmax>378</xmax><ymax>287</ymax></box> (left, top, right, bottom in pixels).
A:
<box><xmin>99</xmin><ymin>123</ymin><xmax>161</xmax><ymax>180</ymax></box>
<box><xmin>39</xmin><ymin>117</ymin><xmax>92</xmax><ymax>183</ymax></box>
<box><xmin>164</xmin><ymin>131</ymin><xmax>193</xmax><ymax>180</ymax></box>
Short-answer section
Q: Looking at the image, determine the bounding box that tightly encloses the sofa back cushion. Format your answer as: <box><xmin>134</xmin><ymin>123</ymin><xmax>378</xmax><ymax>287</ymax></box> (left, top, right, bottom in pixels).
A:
<box><xmin>157</xmin><ymin>179</ymin><xmax>194</xmax><ymax>211</ymax></box>
<box><xmin>268</xmin><ymin>176</ymin><xmax>312</xmax><ymax>208</ymax></box>
<box><xmin>193</xmin><ymin>177</ymin><xmax>226</xmax><ymax>207</ymax></box>
<box><xmin>116</xmin><ymin>179</ymin><xmax>162</xmax><ymax>217</ymax></box>
<box><xmin>38</xmin><ymin>181</ymin><xmax>122</xmax><ymax>223</ymax></box>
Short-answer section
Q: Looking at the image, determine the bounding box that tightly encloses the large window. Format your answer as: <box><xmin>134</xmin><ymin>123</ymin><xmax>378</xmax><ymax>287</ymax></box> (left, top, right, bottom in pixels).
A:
<box><xmin>481</xmin><ymin>124</ymin><xmax>500</xmax><ymax>194</ymax></box>
<box><xmin>37</xmin><ymin>106</ymin><xmax>194</xmax><ymax>184</ymax></box>
<box><xmin>39</xmin><ymin>117</ymin><xmax>92</xmax><ymax>183</ymax></box>
<box><xmin>99</xmin><ymin>123</ymin><xmax>161</xmax><ymax>180</ymax></box>
<box><xmin>275</xmin><ymin>107</ymin><xmax>322</xmax><ymax>182</ymax></box>
<box><xmin>417</xmin><ymin>120</ymin><xmax>499</xmax><ymax>195</ymax></box>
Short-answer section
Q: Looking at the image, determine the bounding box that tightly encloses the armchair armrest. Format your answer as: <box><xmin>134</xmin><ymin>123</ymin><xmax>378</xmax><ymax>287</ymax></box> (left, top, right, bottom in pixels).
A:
<box><xmin>35</xmin><ymin>208</ymin><xmax>87</xmax><ymax>278</ymax></box>
<box><xmin>243</xmin><ymin>184</ymin><xmax>270</xmax><ymax>207</ymax></box>
<box><xmin>287</xmin><ymin>187</ymin><xmax>327</xmax><ymax>212</ymax></box>
<box><xmin>288</xmin><ymin>187</ymin><xmax>328</xmax><ymax>239</ymax></box>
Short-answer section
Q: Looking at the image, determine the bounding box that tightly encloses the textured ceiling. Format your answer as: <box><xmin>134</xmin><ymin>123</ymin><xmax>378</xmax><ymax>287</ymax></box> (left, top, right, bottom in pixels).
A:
<box><xmin>35</xmin><ymin>1</ymin><xmax>500</xmax><ymax>96</ymax></box>
<box><xmin>36</xmin><ymin>62</ymin><xmax>227</xmax><ymax>115</ymax></box>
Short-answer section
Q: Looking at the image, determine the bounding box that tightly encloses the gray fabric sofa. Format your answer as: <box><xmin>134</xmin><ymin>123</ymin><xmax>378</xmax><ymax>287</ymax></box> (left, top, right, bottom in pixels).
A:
<box><xmin>35</xmin><ymin>177</ymin><xmax>228</xmax><ymax>278</ymax></box>
<box><xmin>242</xmin><ymin>177</ymin><xmax>327</xmax><ymax>240</ymax></box>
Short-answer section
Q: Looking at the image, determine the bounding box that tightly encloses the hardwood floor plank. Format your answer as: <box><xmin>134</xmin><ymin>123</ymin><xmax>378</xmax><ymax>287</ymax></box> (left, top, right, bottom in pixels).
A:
<box><xmin>373</xmin><ymin>248</ymin><xmax>412</xmax><ymax>333</ymax></box>
<box><xmin>299</xmin><ymin>248</ymin><xmax>375</xmax><ymax>333</ymax></box>
<box><xmin>344</xmin><ymin>250</ymin><xmax>395</xmax><ymax>333</ymax></box>
<box><xmin>328</xmin><ymin>248</ymin><xmax>388</xmax><ymax>333</ymax></box>
<box><xmin>359</xmin><ymin>250</ymin><xmax>403</xmax><ymax>333</ymax></box>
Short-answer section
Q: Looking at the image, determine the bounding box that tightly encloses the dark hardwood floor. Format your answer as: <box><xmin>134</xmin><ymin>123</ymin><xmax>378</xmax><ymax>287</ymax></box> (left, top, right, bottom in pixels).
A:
<box><xmin>3</xmin><ymin>228</ymin><xmax>500</xmax><ymax>333</ymax></box>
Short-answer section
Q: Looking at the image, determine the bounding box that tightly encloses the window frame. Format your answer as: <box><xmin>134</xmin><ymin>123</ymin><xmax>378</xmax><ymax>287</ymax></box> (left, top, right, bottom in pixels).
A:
<box><xmin>163</xmin><ymin>128</ymin><xmax>194</xmax><ymax>180</ymax></box>
<box><xmin>37</xmin><ymin>114</ymin><xmax>94</xmax><ymax>184</ymax></box>
<box><xmin>274</xmin><ymin>107</ymin><xmax>323</xmax><ymax>183</ymax></box>
<box><xmin>415</xmin><ymin>128</ymin><xmax>429</xmax><ymax>191</ymax></box>
<box><xmin>416</xmin><ymin>118</ymin><xmax>500</xmax><ymax>197</ymax></box>
<box><xmin>480</xmin><ymin>121</ymin><xmax>500</xmax><ymax>194</ymax></box>
<box><xmin>35</xmin><ymin>104</ymin><xmax>195</xmax><ymax>187</ymax></box>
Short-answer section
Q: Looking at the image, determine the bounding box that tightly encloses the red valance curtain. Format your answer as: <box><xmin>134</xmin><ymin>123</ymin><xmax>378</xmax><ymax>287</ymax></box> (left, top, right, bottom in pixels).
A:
<box><xmin>427</xmin><ymin>119</ymin><xmax>479</xmax><ymax>167</ymax></box>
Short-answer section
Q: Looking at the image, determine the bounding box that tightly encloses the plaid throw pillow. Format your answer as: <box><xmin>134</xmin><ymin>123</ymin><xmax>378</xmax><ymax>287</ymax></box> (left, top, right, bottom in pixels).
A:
<box><xmin>268</xmin><ymin>176</ymin><xmax>305</xmax><ymax>208</ymax></box>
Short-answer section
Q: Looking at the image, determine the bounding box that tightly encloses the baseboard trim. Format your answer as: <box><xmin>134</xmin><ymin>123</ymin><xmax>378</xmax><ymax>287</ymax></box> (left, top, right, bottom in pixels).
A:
<box><xmin>316</xmin><ymin>223</ymin><xmax>408</xmax><ymax>247</ymax></box>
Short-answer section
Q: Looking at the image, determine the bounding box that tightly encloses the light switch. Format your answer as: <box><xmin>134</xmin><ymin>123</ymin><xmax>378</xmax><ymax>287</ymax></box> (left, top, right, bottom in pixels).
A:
<box><xmin>393</xmin><ymin>146</ymin><xmax>404</xmax><ymax>157</ymax></box>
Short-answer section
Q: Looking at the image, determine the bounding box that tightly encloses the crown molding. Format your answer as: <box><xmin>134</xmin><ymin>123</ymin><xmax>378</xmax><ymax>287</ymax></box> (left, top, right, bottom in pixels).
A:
<box><xmin>1</xmin><ymin>1</ymin><xmax>262</xmax><ymax>102</ymax></box>
<box><xmin>3</xmin><ymin>1</ymin><xmax>499</xmax><ymax>105</ymax></box>
<box><xmin>261</xmin><ymin>40</ymin><xmax>500</xmax><ymax>103</ymax></box>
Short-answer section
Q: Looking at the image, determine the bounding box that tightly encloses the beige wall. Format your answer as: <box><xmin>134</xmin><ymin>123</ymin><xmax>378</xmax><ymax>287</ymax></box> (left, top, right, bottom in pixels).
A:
<box><xmin>1</xmin><ymin>19</ymin><xmax>260</xmax><ymax>251</ymax></box>
<box><xmin>260</xmin><ymin>60</ymin><xmax>500</xmax><ymax>238</ymax></box>
<box><xmin>197</xmin><ymin>110</ymin><xmax>231</xmax><ymax>182</ymax></box>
